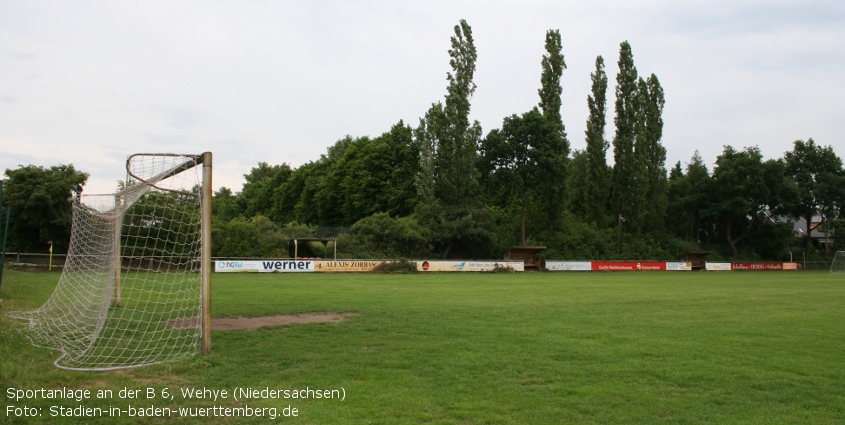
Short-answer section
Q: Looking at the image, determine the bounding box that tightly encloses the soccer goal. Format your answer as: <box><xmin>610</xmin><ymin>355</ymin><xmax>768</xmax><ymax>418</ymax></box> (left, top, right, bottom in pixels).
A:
<box><xmin>6</xmin><ymin>152</ymin><xmax>212</xmax><ymax>371</ymax></box>
<box><xmin>832</xmin><ymin>251</ymin><xmax>845</xmax><ymax>274</ymax></box>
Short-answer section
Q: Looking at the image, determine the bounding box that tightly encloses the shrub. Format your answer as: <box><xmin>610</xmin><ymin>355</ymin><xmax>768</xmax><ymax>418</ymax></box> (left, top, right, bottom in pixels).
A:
<box><xmin>372</xmin><ymin>258</ymin><xmax>418</xmax><ymax>274</ymax></box>
<box><xmin>488</xmin><ymin>264</ymin><xmax>515</xmax><ymax>273</ymax></box>
<box><xmin>213</xmin><ymin>215</ymin><xmax>288</xmax><ymax>258</ymax></box>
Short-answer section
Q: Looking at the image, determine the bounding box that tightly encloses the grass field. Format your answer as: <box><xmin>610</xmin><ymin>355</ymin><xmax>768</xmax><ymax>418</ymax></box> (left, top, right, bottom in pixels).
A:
<box><xmin>1</xmin><ymin>269</ymin><xmax>844</xmax><ymax>424</ymax></box>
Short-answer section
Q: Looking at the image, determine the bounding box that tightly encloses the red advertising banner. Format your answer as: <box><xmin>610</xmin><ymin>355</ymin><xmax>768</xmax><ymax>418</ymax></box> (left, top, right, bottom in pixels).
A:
<box><xmin>591</xmin><ymin>262</ymin><xmax>667</xmax><ymax>271</ymax></box>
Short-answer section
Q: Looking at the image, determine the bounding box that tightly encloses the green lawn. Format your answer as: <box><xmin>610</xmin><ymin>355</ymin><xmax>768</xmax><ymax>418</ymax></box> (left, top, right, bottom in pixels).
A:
<box><xmin>1</xmin><ymin>269</ymin><xmax>844</xmax><ymax>424</ymax></box>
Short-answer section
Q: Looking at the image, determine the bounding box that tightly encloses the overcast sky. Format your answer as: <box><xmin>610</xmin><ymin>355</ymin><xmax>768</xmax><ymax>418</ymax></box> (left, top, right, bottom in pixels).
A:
<box><xmin>1</xmin><ymin>0</ymin><xmax>843</xmax><ymax>195</ymax></box>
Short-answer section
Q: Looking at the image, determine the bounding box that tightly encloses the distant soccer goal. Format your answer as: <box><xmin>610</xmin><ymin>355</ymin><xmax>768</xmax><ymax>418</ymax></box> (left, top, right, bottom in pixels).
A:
<box><xmin>831</xmin><ymin>251</ymin><xmax>845</xmax><ymax>274</ymax></box>
<box><xmin>6</xmin><ymin>152</ymin><xmax>212</xmax><ymax>371</ymax></box>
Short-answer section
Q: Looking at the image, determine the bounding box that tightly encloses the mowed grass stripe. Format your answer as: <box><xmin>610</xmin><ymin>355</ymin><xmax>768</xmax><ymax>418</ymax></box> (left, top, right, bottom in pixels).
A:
<box><xmin>1</xmin><ymin>270</ymin><xmax>843</xmax><ymax>424</ymax></box>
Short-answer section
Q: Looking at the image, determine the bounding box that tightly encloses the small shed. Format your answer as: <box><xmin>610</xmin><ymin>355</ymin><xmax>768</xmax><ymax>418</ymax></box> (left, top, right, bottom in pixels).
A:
<box><xmin>289</xmin><ymin>237</ymin><xmax>338</xmax><ymax>260</ymax></box>
<box><xmin>683</xmin><ymin>251</ymin><xmax>712</xmax><ymax>270</ymax></box>
<box><xmin>503</xmin><ymin>246</ymin><xmax>547</xmax><ymax>270</ymax></box>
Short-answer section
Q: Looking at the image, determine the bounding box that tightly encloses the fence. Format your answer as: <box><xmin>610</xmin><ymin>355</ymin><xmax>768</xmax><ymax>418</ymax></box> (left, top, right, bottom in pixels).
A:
<box><xmin>1</xmin><ymin>252</ymin><xmax>67</xmax><ymax>269</ymax></box>
<box><xmin>1</xmin><ymin>253</ymin><xmax>198</xmax><ymax>271</ymax></box>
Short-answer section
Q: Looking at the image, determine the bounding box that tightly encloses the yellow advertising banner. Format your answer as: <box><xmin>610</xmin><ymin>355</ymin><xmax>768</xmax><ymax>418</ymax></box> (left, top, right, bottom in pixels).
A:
<box><xmin>313</xmin><ymin>260</ymin><xmax>385</xmax><ymax>272</ymax></box>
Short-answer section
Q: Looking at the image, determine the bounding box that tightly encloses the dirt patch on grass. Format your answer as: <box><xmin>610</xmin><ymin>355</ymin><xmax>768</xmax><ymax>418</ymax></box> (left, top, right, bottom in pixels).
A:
<box><xmin>168</xmin><ymin>312</ymin><xmax>360</xmax><ymax>330</ymax></box>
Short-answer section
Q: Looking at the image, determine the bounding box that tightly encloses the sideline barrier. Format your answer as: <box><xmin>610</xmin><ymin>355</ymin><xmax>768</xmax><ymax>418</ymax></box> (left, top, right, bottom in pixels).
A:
<box><xmin>213</xmin><ymin>259</ymin><xmax>524</xmax><ymax>272</ymax></box>
<box><xmin>213</xmin><ymin>259</ymin><xmax>800</xmax><ymax>273</ymax></box>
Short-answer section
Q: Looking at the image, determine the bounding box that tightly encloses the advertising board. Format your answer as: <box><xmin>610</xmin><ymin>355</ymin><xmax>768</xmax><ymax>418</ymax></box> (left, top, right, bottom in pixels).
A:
<box><xmin>666</xmin><ymin>262</ymin><xmax>693</xmax><ymax>271</ymax></box>
<box><xmin>215</xmin><ymin>260</ymin><xmax>315</xmax><ymax>273</ymax></box>
<box><xmin>545</xmin><ymin>261</ymin><xmax>592</xmax><ymax>271</ymax></box>
<box><xmin>417</xmin><ymin>261</ymin><xmax>525</xmax><ymax>272</ymax></box>
<box><xmin>591</xmin><ymin>262</ymin><xmax>666</xmax><ymax>271</ymax></box>
<box><xmin>730</xmin><ymin>262</ymin><xmax>784</xmax><ymax>271</ymax></box>
<box><xmin>313</xmin><ymin>260</ymin><xmax>384</xmax><ymax>272</ymax></box>
<box><xmin>705</xmin><ymin>262</ymin><xmax>732</xmax><ymax>271</ymax></box>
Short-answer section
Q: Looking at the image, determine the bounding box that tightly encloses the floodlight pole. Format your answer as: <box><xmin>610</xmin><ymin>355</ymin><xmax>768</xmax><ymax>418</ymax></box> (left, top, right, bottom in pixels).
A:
<box><xmin>201</xmin><ymin>152</ymin><xmax>213</xmax><ymax>356</ymax></box>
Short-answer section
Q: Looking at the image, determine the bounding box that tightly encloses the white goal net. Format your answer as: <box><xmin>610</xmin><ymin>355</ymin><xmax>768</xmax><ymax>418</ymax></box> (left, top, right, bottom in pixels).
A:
<box><xmin>831</xmin><ymin>251</ymin><xmax>845</xmax><ymax>274</ymax></box>
<box><xmin>6</xmin><ymin>153</ymin><xmax>211</xmax><ymax>371</ymax></box>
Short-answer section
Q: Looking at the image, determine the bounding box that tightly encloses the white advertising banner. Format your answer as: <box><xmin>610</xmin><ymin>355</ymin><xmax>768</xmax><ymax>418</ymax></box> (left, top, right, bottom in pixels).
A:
<box><xmin>546</xmin><ymin>261</ymin><xmax>592</xmax><ymax>271</ymax></box>
<box><xmin>417</xmin><ymin>260</ymin><xmax>525</xmax><ymax>272</ymax></box>
<box><xmin>215</xmin><ymin>260</ymin><xmax>315</xmax><ymax>273</ymax></box>
<box><xmin>666</xmin><ymin>262</ymin><xmax>693</xmax><ymax>271</ymax></box>
<box><xmin>705</xmin><ymin>262</ymin><xmax>732</xmax><ymax>271</ymax></box>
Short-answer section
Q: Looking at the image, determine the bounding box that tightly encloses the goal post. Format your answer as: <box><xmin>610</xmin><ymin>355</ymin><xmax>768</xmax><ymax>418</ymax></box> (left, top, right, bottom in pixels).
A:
<box><xmin>201</xmin><ymin>151</ymin><xmax>212</xmax><ymax>356</ymax></box>
<box><xmin>6</xmin><ymin>152</ymin><xmax>212</xmax><ymax>370</ymax></box>
<box><xmin>831</xmin><ymin>251</ymin><xmax>845</xmax><ymax>274</ymax></box>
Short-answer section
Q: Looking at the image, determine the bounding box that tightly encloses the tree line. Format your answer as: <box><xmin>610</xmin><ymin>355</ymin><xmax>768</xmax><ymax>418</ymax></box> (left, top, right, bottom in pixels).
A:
<box><xmin>210</xmin><ymin>20</ymin><xmax>844</xmax><ymax>261</ymax></box>
<box><xmin>3</xmin><ymin>20</ymin><xmax>844</xmax><ymax>262</ymax></box>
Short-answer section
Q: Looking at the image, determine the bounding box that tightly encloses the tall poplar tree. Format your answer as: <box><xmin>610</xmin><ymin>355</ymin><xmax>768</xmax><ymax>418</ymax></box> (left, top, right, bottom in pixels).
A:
<box><xmin>610</xmin><ymin>41</ymin><xmax>645</xmax><ymax>233</ymax></box>
<box><xmin>435</xmin><ymin>19</ymin><xmax>483</xmax><ymax>207</ymax></box>
<box><xmin>536</xmin><ymin>28</ymin><xmax>569</xmax><ymax>235</ymax></box>
<box><xmin>538</xmin><ymin>29</ymin><xmax>566</xmax><ymax>131</ymax></box>
<box><xmin>414</xmin><ymin>103</ymin><xmax>444</xmax><ymax>203</ymax></box>
<box><xmin>414</xmin><ymin>19</ymin><xmax>494</xmax><ymax>258</ymax></box>
<box><xmin>636</xmin><ymin>74</ymin><xmax>667</xmax><ymax>236</ymax></box>
<box><xmin>584</xmin><ymin>55</ymin><xmax>609</xmax><ymax>226</ymax></box>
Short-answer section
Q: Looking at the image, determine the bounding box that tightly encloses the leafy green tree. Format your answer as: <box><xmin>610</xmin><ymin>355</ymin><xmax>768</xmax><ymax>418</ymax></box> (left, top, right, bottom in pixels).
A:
<box><xmin>666</xmin><ymin>151</ymin><xmax>713</xmax><ymax>242</ymax></box>
<box><xmin>610</xmin><ymin>41</ymin><xmax>645</xmax><ymax>235</ymax></box>
<box><xmin>240</xmin><ymin>162</ymin><xmax>292</xmax><ymax>218</ymax></box>
<box><xmin>705</xmin><ymin>146</ymin><xmax>786</xmax><ymax>257</ymax></box>
<box><xmin>2</xmin><ymin>164</ymin><xmax>88</xmax><ymax>253</ymax></box>
<box><xmin>270</xmin><ymin>160</ymin><xmax>330</xmax><ymax>225</ymax></box>
<box><xmin>783</xmin><ymin>139</ymin><xmax>845</xmax><ymax>256</ymax></box>
<box><xmin>584</xmin><ymin>56</ymin><xmax>610</xmax><ymax>226</ymax></box>
<box><xmin>212</xmin><ymin>186</ymin><xmax>240</xmax><ymax>223</ymax></box>
<box><xmin>316</xmin><ymin>122</ymin><xmax>420</xmax><ymax>226</ymax></box>
<box><xmin>480</xmin><ymin>109</ymin><xmax>567</xmax><ymax>245</ymax></box>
